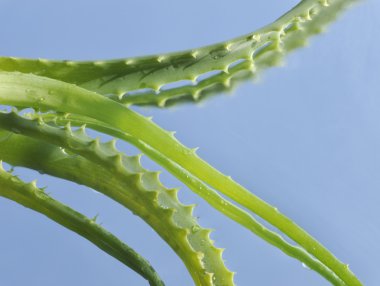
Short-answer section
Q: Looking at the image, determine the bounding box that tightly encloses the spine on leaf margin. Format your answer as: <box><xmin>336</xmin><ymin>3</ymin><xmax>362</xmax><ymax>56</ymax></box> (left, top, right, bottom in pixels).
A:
<box><xmin>0</xmin><ymin>164</ymin><xmax>165</xmax><ymax>286</ymax></box>
<box><xmin>0</xmin><ymin>0</ymin><xmax>363</xmax><ymax>284</ymax></box>
<box><xmin>0</xmin><ymin>116</ymin><xmax>234</xmax><ymax>286</ymax></box>
<box><xmin>0</xmin><ymin>0</ymin><xmax>358</xmax><ymax>107</ymax></box>
<box><xmin>0</xmin><ymin>71</ymin><xmax>360</xmax><ymax>285</ymax></box>
<box><xmin>29</xmin><ymin>111</ymin><xmax>345</xmax><ymax>286</ymax></box>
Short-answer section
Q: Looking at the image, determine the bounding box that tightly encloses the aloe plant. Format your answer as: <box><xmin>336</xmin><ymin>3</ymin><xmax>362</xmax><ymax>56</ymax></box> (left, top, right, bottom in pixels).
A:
<box><xmin>0</xmin><ymin>0</ymin><xmax>365</xmax><ymax>285</ymax></box>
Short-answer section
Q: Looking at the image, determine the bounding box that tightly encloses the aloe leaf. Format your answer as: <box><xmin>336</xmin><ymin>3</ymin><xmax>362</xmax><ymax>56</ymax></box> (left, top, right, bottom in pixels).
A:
<box><xmin>0</xmin><ymin>163</ymin><xmax>165</xmax><ymax>286</ymax></box>
<box><xmin>27</xmin><ymin>111</ymin><xmax>348</xmax><ymax>285</ymax></box>
<box><xmin>0</xmin><ymin>125</ymin><xmax>234</xmax><ymax>286</ymax></box>
<box><xmin>0</xmin><ymin>111</ymin><xmax>345</xmax><ymax>285</ymax></box>
<box><xmin>0</xmin><ymin>0</ymin><xmax>358</xmax><ymax>107</ymax></box>
<box><xmin>0</xmin><ymin>73</ymin><xmax>361</xmax><ymax>285</ymax></box>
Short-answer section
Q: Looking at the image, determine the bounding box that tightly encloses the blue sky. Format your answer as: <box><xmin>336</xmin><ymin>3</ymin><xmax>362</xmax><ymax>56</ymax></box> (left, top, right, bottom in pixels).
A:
<box><xmin>0</xmin><ymin>1</ymin><xmax>379</xmax><ymax>285</ymax></box>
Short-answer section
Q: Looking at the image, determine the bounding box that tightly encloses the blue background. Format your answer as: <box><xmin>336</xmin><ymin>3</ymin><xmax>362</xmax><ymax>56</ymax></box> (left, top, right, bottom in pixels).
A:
<box><xmin>0</xmin><ymin>0</ymin><xmax>379</xmax><ymax>285</ymax></box>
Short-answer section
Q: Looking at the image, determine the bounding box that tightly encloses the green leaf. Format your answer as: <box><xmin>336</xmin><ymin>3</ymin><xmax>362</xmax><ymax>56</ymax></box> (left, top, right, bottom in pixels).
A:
<box><xmin>0</xmin><ymin>72</ymin><xmax>360</xmax><ymax>285</ymax></box>
<box><xmin>0</xmin><ymin>164</ymin><xmax>165</xmax><ymax>286</ymax></box>
<box><xmin>0</xmin><ymin>123</ymin><xmax>234</xmax><ymax>286</ymax></box>
<box><xmin>0</xmin><ymin>0</ymin><xmax>358</xmax><ymax>107</ymax></box>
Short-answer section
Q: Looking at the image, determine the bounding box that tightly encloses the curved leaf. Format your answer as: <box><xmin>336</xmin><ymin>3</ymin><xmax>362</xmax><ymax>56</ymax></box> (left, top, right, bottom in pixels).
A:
<box><xmin>0</xmin><ymin>0</ymin><xmax>358</xmax><ymax>107</ymax></box>
<box><xmin>0</xmin><ymin>164</ymin><xmax>165</xmax><ymax>286</ymax></box>
<box><xmin>0</xmin><ymin>124</ymin><xmax>234</xmax><ymax>286</ymax></box>
<box><xmin>0</xmin><ymin>73</ymin><xmax>361</xmax><ymax>285</ymax></box>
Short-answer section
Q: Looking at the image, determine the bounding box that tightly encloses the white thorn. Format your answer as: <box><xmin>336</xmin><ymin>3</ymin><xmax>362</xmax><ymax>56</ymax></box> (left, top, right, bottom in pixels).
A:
<box><xmin>191</xmin><ymin>50</ymin><xmax>199</xmax><ymax>59</ymax></box>
<box><xmin>157</xmin><ymin>56</ymin><xmax>166</xmax><ymax>63</ymax></box>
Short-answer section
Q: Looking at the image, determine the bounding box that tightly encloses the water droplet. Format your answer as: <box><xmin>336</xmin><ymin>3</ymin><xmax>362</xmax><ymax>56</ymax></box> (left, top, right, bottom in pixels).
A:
<box><xmin>210</xmin><ymin>48</ymin><xmax>229</xmax><ymax>60</ymax></box>
<box><xmin>191</xmin><ymin>225</ymin><xmax>200</xmax><ymax>233</ymax></box>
